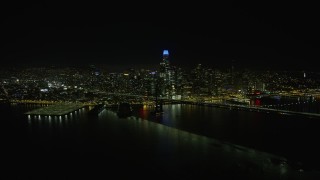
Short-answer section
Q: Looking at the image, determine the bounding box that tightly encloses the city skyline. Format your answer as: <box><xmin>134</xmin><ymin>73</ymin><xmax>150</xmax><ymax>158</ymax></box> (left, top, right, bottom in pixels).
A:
<box><xmin>2</xmin><ymin>3</ymin><xmax>320</xmax><ymax>178</ymax></box>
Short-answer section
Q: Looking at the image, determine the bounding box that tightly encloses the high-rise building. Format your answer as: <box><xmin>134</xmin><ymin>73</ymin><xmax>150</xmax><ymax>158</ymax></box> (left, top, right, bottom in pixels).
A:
<box><xmin>160</xmin><ymin>50</ymin><xmax>170</xmax><ymax>78</ymax></box>
<box><xmin>163</xmin><ymin>50</ymin><xmax>169</xmax><ymax>64</ymax></box>
<box><xmin>158</xmin><ymin>50</ymin><xmax>176</xmax><ymax>99</ymax></box>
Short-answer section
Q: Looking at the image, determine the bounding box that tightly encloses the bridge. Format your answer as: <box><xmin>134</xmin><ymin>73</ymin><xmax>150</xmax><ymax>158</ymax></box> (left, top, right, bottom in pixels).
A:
<box><xmin>178</xmin><ymin>100</ymin><xmax>320</xmax><ymax>118</ymax></box>
<box><xmin>250</xmin><ymin>91</ymin><xmax>320</xmax><ymax>99</ymax></box>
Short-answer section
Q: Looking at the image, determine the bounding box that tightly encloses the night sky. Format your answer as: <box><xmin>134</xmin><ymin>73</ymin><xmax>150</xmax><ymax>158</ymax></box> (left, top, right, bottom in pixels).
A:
<box><xmin>2</xmin><ymin>2</ymin><xmax>320</xmax><ymax>71</ymax></box>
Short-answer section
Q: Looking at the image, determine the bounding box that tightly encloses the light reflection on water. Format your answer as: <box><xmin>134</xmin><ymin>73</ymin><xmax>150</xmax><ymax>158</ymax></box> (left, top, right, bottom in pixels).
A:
<box><xmin>6</xmin><ymin>103</ymin><xmax>320</xmax><ymax>178</ymax></box>
<box><xmin>95</xmin><ymin>108</ymin><xmax>308</xmax><ymax>178</ymax></box>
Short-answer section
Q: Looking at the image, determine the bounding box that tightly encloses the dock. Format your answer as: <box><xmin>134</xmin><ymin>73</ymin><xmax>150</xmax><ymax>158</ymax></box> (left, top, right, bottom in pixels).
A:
<box><xmin>25</xmin><ymin>103</ymin><xmax>85</xmax><ymax>116</ymax></box>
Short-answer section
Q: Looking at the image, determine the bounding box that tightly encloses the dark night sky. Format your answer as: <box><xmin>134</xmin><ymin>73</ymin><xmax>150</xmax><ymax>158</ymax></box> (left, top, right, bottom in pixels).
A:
<box><xmin>2</xmin><ymin>2</ymin><xmax>320</xmax><ymax>71</ymax></box>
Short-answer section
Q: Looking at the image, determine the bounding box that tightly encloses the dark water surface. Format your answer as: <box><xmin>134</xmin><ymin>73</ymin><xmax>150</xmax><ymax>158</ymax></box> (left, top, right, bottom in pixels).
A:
<box><xmin>2</xmin><ymin>103</ymin><xmax>320</xmax><ymax>179</ymax></box>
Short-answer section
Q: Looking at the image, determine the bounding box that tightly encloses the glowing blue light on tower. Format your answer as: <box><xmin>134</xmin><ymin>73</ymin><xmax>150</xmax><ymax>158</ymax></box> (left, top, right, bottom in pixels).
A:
<box><xmin>163</xmin><ymin>50</ymin><xmax>169</xmax><ymax>56</ymax></box>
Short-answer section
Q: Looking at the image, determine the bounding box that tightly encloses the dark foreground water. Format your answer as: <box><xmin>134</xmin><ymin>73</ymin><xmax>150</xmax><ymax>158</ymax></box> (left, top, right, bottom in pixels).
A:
<box><xmin>2</xmin><ymin>103</ymin><xmax>320</xmax><ymax>179</ymax></box>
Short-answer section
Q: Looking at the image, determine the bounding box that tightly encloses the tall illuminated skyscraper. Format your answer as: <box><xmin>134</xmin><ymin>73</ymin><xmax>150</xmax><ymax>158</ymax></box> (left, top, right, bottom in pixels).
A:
<box><xmin>163</xmin><ymin>50</ymin><xmax>169</xmax><ymax>64</ymax></box>
<box><xmin>159</xmin><ymin>49</ymin><xmax>176</xmax><ymax>99</ymax></box>
<box><xmin>160</xmin><ymin>50</ymin><xmax>170</xmax><ymax>78</ymax></box>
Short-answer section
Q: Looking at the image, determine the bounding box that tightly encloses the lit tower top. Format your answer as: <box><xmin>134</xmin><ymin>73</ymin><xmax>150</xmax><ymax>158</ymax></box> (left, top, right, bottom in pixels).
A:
<box><xmin>163</xmin><ymin>50</ymin><xmax>169</xmax><ymax>64</ymax></box>
<box><xmin>163</xmin><ymin>50</ymin><xmax>169</xmax><ymax>56</ymax></box>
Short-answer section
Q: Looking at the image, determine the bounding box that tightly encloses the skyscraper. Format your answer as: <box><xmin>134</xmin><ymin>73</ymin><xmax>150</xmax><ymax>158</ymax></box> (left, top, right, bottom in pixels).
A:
<box><xmin>160</xmin><ymin>50</ymin><xmax>170</xmax><ymax>79</ymax></box>
<box><xmin>159</xmin><ymin>50</ymin><xmax>176</xmax><ymax>99</ymax></box>
<box><xmin>163</xmin><ymin>50</ymin><xmax>169</xmax><ymax>64</ymax></box>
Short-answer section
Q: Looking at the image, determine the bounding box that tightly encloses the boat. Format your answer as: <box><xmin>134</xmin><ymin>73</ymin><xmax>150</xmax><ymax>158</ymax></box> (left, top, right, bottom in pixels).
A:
<box><xmin>117</xmin><ymin>103</ymin><xmax>133</xmax><ymax>118</ymax></box>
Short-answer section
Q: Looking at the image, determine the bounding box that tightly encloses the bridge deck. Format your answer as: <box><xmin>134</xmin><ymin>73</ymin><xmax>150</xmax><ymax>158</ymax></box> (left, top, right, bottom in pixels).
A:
<box><xmin>179</xmin><ymin>100</ymin><xmax>320</xmax><ymax>118</ymax></box>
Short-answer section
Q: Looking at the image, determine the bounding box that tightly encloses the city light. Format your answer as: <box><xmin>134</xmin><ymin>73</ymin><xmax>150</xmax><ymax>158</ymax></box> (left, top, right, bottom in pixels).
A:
<box><xmin>163</xmin><ymin>50</ymin><xmax>169</xmax><ymax>56</ymax></box>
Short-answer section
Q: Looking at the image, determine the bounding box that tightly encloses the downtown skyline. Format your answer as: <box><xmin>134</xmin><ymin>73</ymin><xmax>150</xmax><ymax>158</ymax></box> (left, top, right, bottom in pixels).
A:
<box><xmin>2</xmin><ymin>3</ymin><xmax>320</xmax><ymax>178</ymax></box>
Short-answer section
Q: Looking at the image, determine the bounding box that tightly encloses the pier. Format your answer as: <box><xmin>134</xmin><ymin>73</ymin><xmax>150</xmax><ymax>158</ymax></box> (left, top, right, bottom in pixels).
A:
<box><xmin>25</xmin><ymin>103</ymin><xmax>85</xmax><ymax>116</ymax></box>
